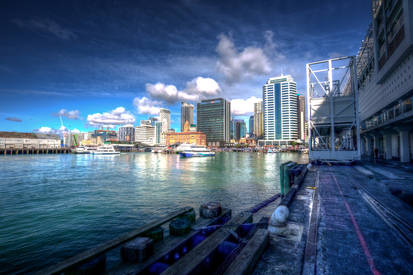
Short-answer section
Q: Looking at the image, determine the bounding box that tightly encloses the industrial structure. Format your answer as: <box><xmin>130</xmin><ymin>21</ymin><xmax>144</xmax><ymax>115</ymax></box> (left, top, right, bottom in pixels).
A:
<box><xmin>357</xmin><ymin>0</ymin><xmax>413</xmax><ymax>162</ymax></box>
<box><xmin>306</xmin><ymin>56</ymin><xmax>360</xmax><ymax>161</ymax></box>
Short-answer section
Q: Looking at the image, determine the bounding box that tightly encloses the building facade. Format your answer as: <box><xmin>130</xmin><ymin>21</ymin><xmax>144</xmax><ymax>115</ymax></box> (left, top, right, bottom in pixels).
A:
<box><xmin>135</xmin><ymin>123</ymin><xmax>155</xmax><ymax>145</ymax></box>
<box><xmin>231</xmin><ymin>119</ymin><xmax>246</xmax><ymax>141</ymax></box>
<box><xmin>297</xmin><ymin>95</ymin><xmax>306</xmax><ymax>141</ymax></box>
<box><xmin>92</xmin><ymin>129</ymin><xmax>117</xmax><ymax>143</ymax></box>
<box><xmin>155</xmin><ymin>121</ymin><xmax>163</xmax><ymax>145</ymax></box>
<box><xmin>166</xmin><ymin>122</ymin><xmax>206</xmax><ymax>146</ymax></box>
<box><xmin>249</xmin><ymin>115</ymin><xmax>254</xmax><ymax>137</ymax></box>
<box><xmin>181</xmin><ymin>102</ymin><xmax>194</xmax><ymax>132</ymax></box>
<box><xmin>263</xmin><ymin>75</ymin><xmax>298</xmax><ymax>142</ymax></box>
<box><xmin>358</xmin><ymin>0</ymin><xmax>413</xmax><ymax>162</ymax></box>
<box><xmin>0</xmin><ymin>132</ymin><xmax>61</xmax><ymax>149</ymax></box>
<box><xmin>197</xmin><ymin>98</ymin><xmax>230</xmax><ymax>146</ymax></box>
<box><xmin>118</xmin><ymin>125</ymin><xmax>135</xmax><ymax>142</ymax></box>
<box><xmin>159</xmin><ymin>108</ymin><xmax>171</xmax><ymax>144</ymax></box>
<box><xmin>253</xmin><ymin>101</ymin><xmax>264</xmax><ymax>138</ymax></box>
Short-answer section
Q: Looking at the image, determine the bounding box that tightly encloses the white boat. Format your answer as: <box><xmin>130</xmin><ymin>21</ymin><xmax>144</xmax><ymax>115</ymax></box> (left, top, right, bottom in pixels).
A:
<box><xmin>267</xmin><ymin>148</ymin><xmax>280</xmax><ymax>153</ymax></box>
<box><xmin>72</xmin><ymin>146</ymin><xmax>96</xmax><ymax>154</ymax></box>
<box><xmin>91</xmin><ymin>145</ymin><xmax>120</xmax><ymax>155</ymax></box>
<box><xmin>175</xmin><ymin>143</ymin><xmax>194</xmax><ymax>153</ymax></box>
<box><xmin>179</xmin><ymin>145</ymin><xmax>215</xmax><ymax>157</ymax></box>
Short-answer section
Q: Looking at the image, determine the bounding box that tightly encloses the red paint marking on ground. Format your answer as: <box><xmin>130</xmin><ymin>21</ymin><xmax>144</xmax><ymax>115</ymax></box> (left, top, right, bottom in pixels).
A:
<box><xmin>331</xmin><ymin>174</ymin><xmax>381</xmax><ymax>275</ymax></box>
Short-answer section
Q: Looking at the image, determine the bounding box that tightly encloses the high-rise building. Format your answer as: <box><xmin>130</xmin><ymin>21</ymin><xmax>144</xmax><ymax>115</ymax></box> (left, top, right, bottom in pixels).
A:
<box><xmin>231</xmin><ymin>119</ymin><xmax>246</xmax><ymax>141</ymax></box>
<box><xmin>254</xmin><ymin>101</ymin><xmax>264</xmax><ymax>138</ymax></box>
<box><xmin>297</xmin><ymin>95</ymin><xmax>306</xmax><ymax>141</ymax></box>
<box><xmin>159</xmin><ymin>108</ymin><xmax>170</xmax><ymax>144</ymax></box>
<box><xmin>149</xmin><ymin>117</ymin><xmax>158</xmax><ymax>126</ymax></box>
<box><xmin>155</xmin><ymin>121</ymin><xmax>162</xmax><ymax>144</ymax></box>
<box><xmin>197</xmin><ymin>98</ymin><xmax>230</xmax><ymax>146</ymax></box>
<box><xmin>181</xmin><ymin>102</ymin><xmax>194</xmax><ymax>132</ymax></box>
<box><xmin>118</xmin><ymin>125</ymin><xmax>135</xmax><ymax>142</ymax></box>
<box><xmin>249</xmin><ymin>115</ymin><xmax>254</xmax><ymax>137</ymax></box>
<box><xmin>263</xmin><ymin>75</ymin><xmax>298</xmax><ymax>141</ymax></box>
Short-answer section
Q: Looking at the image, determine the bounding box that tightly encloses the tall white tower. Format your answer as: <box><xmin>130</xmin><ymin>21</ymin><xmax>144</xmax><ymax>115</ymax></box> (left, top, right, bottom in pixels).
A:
<box><xmin>263</xmin><ymin>75</ymin><xmax>298</xmax><ymax>141</ymax></box>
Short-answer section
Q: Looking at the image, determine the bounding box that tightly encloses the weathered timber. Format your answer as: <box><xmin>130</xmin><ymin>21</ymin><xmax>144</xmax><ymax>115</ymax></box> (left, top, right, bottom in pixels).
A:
<box><xmin>109</xmin><ymin>208</ymin><xmax>232</xmax><ymax>275</ymax></box>
<box><xmin>223</xmin><ymin>229</ymin><xmax>269</xmax><ymax>275</ymax></box>
<box><xmin>37</xmin><ymin>206</ymin><xmax>193</xmax><ymax>275</ymax></box>
<box><xmin>161</xmin><ymin>211</ymin><xmax>252</xmax><ymax>275</ymax></box>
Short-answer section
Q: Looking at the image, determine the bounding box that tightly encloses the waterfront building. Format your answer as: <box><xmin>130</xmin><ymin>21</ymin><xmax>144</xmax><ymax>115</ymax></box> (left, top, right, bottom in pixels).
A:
<box><xmin>357</xmin><ymin>0</ymin><xmax>413</xmax><ymax>162</ymax></box>
<box><xmin>0</xmin><ymin>132</ymin><xmax>60</xmax><ymax>149</ymax></box>
<box><xmin>118</xmin><ymin>124</ymin><xmax>135</xmax><ymax>142</ymax></box>
<box><xmin>249</xmin><ymin>115</ymin><xmax>254</xmax><ymax>137</ymax></box>
<box><xmin>297</xmin><ymin>95</ymin><xmax>306</xmax><ymax>141</ymax></box>
<box><xmin>197</xmin><ymin>98</ymin><xmax>230</xmax><ymax>146</ymax></box>
<box><xmin>262</xmin><ymin>75</ymin><xmax>298</xmax><ymax>144</ymax></box>
<box><xmin>166</xmin><ymin>121</ymin><xmax>206</xmax><ymax>146</ymax></box>
<box><xmin>135</xmin><ymin>122</ymin><xmax>155</xmax><ymax>145</ymax></box>
<box><xmin>254</xmin><ymin>101</ymin><xmax>264</xmax><ymax>139</ymax></box>
<box><xmin>181</xmin><ymin>102</ymin><xmax>194</xmax><ymax>132</ymax></box>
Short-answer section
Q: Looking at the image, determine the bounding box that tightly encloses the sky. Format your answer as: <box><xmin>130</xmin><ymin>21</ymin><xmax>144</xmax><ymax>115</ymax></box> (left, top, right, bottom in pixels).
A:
<box><xmin>0</xmin><ymin>0</ymin><xmax>372</xmax><ymax>134</ymax></box>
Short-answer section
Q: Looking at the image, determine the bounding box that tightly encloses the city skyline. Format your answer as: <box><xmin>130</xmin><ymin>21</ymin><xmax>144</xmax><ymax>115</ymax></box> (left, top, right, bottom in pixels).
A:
<box><xmin>0</xmin><ymin>1</ymin><xmax>371</xmax><ymax>133</ymax></box>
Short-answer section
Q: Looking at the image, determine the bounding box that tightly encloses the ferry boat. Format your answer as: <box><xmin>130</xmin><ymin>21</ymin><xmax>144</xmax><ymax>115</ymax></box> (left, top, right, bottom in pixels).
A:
<box><xmin>91</xmin><ymin>145</ymin><xmax>120</xmax><ymax>155</ymax></box>
<box><xmin>72</xmin><ymin>146</ymin><xmax>96</xmax><ymax>154</ymax></box>
<box><xmin>179</xmin><ymin>145</ymin><xmax>215</xmax><ymax>157</ymax></box>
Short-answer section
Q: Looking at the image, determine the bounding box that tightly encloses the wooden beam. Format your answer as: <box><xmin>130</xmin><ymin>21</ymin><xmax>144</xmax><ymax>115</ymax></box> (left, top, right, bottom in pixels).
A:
<box><xmin>37</xmin><ymin>206</ymin><xmax>193</xmax><ymax>275</ymax></box>
<box><xmin>162</xmin><ymin>211</ymin><xmax>252</xmax><ymax>275</ymax></box>
<box><xmin>223</xmin><ymin>229</ymin><xmax>269</xmax><ymax>275</ymax></box>
<box><xmin>111</xmin><ymin>208</ymin><xmax>232</xmax><ymax>274</ymax></box>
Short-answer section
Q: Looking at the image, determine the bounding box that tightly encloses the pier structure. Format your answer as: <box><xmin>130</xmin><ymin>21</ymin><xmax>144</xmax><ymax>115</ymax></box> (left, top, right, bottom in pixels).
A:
<box><xmin>0</xmin><ymin>147</ymin><xmax>70</xmax><ymax>155</ymax></box>
<box><xmin>306</xmin><ymin>56</ymin><xmax>361</xmax><ymax>162</ymax></box>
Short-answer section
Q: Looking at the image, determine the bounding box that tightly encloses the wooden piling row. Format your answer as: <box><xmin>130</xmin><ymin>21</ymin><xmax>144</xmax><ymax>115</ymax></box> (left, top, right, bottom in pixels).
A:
<box><xmin>0</xmin><ymin>148</ymin><xmax>70</xmax><ymax>155</ymax></box>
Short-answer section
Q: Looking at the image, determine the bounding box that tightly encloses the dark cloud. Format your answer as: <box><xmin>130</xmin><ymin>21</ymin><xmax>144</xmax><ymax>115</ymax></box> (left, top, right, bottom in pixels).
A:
<box><xmin>5</xmin><ymin>117</ymin><xmax>22</xmax><ymax>122</ymax></box>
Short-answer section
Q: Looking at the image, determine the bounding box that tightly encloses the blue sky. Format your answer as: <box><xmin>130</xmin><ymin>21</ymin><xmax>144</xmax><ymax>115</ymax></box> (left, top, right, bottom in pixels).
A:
<box><xmin>0</xmin><ymin>0</ymin><xmax>372</xmax><ymax>133</ymax></box>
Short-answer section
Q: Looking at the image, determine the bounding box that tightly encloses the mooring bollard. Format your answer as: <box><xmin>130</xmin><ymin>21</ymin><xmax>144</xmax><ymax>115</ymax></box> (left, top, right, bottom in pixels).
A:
<box><xmin>268</xmin><ymin>205</ymin><xmax>289</xmax><ymax>235</ymax></box>
<box><xmin>121</xmin><ymin>237</ymin><xmax>154</xmax><ymax>263</ymax></box>
<box><xmin>169</xmin><ymin>218</ymin><xmax>191</xmax><ymax>236</ymax></box>
<box><xmin>200</xmin><ymin>202</ymin><xmax>222</xmax><ymax>218</ymax></box>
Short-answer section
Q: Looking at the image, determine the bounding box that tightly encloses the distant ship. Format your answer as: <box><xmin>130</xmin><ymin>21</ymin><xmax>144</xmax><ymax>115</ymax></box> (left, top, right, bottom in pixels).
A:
<box><xmin>179</xmin><ymin>144</ymin><xmax>215</xmax><ymax>157</ymax></box>
<box><xmin>91</xmin><ymin>145</ymin><xmax>120</xmax><ymax>155</ymax></box>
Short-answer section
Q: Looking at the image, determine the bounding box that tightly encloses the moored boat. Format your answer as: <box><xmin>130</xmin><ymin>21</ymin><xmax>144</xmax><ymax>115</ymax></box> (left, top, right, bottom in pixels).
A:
<box><xmin>179</xmin><ymin>145</ymin><xmax>215</xmax><ymax>157</ymax></box>
<box><xmin>91</xmin><ymin>145</ymin><xmax>120</xmax><ymax>155</ymax></box>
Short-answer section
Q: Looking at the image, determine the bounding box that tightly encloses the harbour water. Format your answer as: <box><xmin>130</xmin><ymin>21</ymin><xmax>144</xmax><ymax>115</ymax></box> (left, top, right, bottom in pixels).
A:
<box><xmin>0</xmin><ymin>152</ymin><xmax>307</xmax><ymax>274</ymax></box>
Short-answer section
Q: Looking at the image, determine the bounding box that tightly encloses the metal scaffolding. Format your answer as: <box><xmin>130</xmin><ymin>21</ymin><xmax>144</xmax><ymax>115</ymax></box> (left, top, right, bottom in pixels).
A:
<box><xmin>306</xmin><ymin>56</ymin><xmax>361</xmax><ymax>161</ymax></box>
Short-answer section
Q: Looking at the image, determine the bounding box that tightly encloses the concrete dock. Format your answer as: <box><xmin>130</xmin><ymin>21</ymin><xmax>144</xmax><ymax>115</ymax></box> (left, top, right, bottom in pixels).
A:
<box><xmin>253</xmin><ymin>162</ymin><xmax>413</xmax><ymax>274</ymax></box>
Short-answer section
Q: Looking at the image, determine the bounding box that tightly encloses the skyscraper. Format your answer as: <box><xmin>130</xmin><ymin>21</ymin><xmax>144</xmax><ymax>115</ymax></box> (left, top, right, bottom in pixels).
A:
<box><xmin>159</xmin><ymin>108</ymin><xmax>171</xmax><ymax>145</ymax></box>
<box><xmin>231</xmin><ymin>119</ymin><xmax>246</xmax><ymax>141</ymax></box>
<box><xmin>263</xmin><ymin>75</ymin><xmax>298</xmax><ymax>141</ymax></box>
<box><xmin>297</xmin><ymin>95</ymin><xmax>306</xmax><ymax>141</ymax></box>
<box><xmin>181</xmin><ymin>102</ymin><xmax>194</xmax><ymax>132</ymax></box>
<box><xmin>249</xmin><ymin>115</ymin><xmax>254</xmax><ymax>137</ymax></box>
<box><xmin>254</xmin><ymin>101</ymin><xmax>264</xmax><ymax>138</ymax></box>
<box><xmin>197</xmin><ymin>98</ymin><xmax>230</xmax><ymax>146</ymax></box>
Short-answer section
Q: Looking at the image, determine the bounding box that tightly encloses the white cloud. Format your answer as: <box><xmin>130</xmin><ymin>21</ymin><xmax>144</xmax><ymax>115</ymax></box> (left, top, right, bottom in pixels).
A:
<box><xmin>231</xmin><ymin>96</ymin><xmax>261</xmax><ymax>116</ymax></box>
<box><xmin>36</xmin><ymin>127</ymin><xmax>53</xmax><ymax>133</ymax></box>
<box><xmin>12</xmin><ymin>18</ymin><xmax>77</xmax><ymax>40</ymax></box>
<box><xmin>56</xmin><ymin>109</ymin><xmax>80</xmax><ymax>119</ymax></box>
<box><xmin>133</xmin><ymin>97</ymin><xmax>162</xmax><ymax>115</ymax></box>
<box><xmin>87</xmin><ymin>107</ymin><xmax>136</xmax><ymax>128</ymax></box>
<box><xmin>216</xmin><ymin>34</ymin><xmax>271</xmax><ymax>84</ymax></box>
<box><xmin>71</xmin><ymin>128</ymin><xmax>81</xmax><ymax>134</ymax></box>
<box><xmin>145</xmin><ymin>76</ymin><xmax>221</xmax><ymax>104</ymax></box>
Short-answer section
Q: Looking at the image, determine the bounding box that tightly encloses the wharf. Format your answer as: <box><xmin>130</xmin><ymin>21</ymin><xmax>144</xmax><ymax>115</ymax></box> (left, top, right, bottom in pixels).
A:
<box><xmin>253</xmin><ymin>162</ymin><xmax>413</xmax><ymax>274</ymax></box>
<box><xmin>0</xmin><ymin>148</ymin><xmax>70</xmax><ymax>155</ymax></box>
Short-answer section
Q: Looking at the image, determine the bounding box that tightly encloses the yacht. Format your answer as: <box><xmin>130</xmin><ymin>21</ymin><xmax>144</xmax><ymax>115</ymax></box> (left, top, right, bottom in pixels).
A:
<box><xmin>91</xmin><ymin>145</ymin><xmax>120</xmax><ymax>155</ymax></box>
<box><xmin>179</xmin><ymin>145</ymin><xmax>215</xmax><ymax>157</ymax></box>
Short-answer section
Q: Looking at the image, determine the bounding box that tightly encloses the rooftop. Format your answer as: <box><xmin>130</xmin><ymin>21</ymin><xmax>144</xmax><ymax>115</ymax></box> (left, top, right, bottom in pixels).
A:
<box><xmin>0</xmin><ymin>131</ymin><xmax>60</xmax><ymax>140</ymax></box>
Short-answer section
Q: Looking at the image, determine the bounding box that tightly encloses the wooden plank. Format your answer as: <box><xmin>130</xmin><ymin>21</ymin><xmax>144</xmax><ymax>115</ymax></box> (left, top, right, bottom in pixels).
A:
<box><xmin>161</xmin><ymin>211</ymin><xmax>252</xmax><ymax>275</ymax></box>
<box><xmin>108</xmin><ymin>208</ymin><xmax>232</xmax><ymax>275</ymax></box>
<box><xmin>37</xmin><ymin>207</ymin><xmax>193</xmax><ymax>275</ymax></box>
<box><xmin>223</xmin><ymin>229</ymin><xmax>269</xmax><ymax>275</ymax></box>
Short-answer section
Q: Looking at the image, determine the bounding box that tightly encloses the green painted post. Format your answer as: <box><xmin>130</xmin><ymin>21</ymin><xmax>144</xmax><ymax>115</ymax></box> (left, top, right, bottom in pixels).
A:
<box><xmin>284</xmin><ymin>162</ymin><xmax>297</xmax><ymax>195</ymax></box>
<box><xmin>280</xmin><ymin>161</ymin><xmax>291</xmax><ymax>196</ymax></box>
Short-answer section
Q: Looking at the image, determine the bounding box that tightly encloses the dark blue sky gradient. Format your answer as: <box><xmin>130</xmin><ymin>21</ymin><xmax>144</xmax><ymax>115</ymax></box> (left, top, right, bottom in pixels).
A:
<box><xmin>0</xmin><ymin>0</ymin><xmax>372</xmax><ymax>132</ymax></box>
